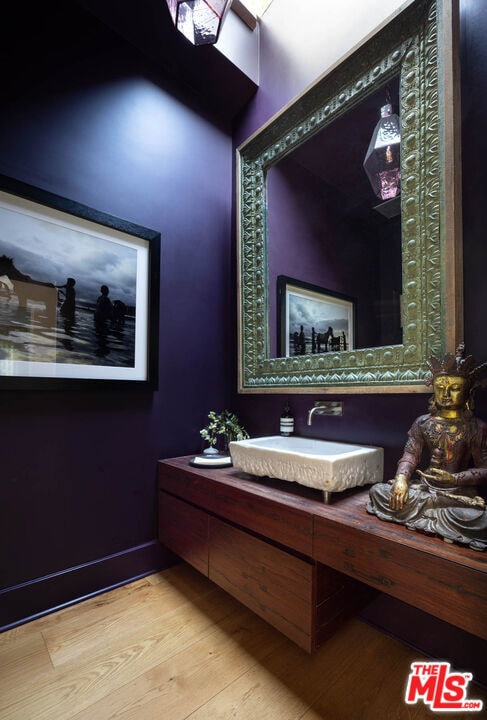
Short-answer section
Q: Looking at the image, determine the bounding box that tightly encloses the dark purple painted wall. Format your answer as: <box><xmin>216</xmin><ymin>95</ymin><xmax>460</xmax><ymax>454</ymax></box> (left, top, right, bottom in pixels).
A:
<box><xmin>0</xmin><ymin>3</ymin><xmax>237</xmax><ymax>622</ymax></box>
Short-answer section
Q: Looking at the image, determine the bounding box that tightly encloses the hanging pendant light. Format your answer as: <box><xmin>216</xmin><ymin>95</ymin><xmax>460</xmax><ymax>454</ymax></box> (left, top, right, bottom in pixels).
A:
<box><xmin>363</xmin><ymin>98</ymin><xmax>401</xmax><ymax>202</ymax></box>
<box><xmin>165</xmin><ymin>0</ymin><xmax>233</xmax><ymax>45</ymax></box>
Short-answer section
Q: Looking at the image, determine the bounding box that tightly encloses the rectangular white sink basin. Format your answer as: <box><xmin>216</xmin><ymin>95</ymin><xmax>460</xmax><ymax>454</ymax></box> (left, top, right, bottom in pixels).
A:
<box><xmin>229</xmin><ymin>435</ymin><xmax>383</xmax><ymax>502</ymax></box>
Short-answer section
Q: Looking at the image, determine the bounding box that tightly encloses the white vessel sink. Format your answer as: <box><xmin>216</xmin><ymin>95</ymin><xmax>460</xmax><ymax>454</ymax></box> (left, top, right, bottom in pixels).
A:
<box><xmin>229</xmin><ymin>435</ymin><xmax>383</xmax><ymax>502</ymax></box>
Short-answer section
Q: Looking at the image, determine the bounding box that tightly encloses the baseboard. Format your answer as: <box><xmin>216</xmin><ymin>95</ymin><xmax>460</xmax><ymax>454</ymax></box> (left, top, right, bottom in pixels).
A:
<box><xmin>0</xmin><ymin>540</ymin><xmax>175</xmax><ymax>632</ymax></box>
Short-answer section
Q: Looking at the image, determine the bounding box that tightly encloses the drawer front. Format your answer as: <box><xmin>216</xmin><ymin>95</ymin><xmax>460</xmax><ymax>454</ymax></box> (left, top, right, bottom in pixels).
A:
<box><xmin>159</xmin><ymin>492</ymin><xmax>209</xmax><ymax>576</ymax></box>
<box><xmin>209</xmin><ymin>516</ymin><xmax>314</xmax><ymax>652</ymax></box>
<box><xmin>158</xmin><ymin>462</ymin><xmax>313</xmax><ymax>556</ymax></box>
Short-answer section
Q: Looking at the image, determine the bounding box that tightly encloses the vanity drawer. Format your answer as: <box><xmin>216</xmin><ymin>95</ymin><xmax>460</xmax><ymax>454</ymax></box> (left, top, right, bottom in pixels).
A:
<box><xmin>158</xmin><ymin>459</ymin><xmax>313</xmax><ymax>556</ymax></box>
<box><xmin>209</xmin><ymin>516</ymin><xmax>315</xmax><ymax>652</ymax></box>
<box><xmin>159</xmin><ymin>491</ymin><xmax>209</xmax><ymax>576</ymax></box>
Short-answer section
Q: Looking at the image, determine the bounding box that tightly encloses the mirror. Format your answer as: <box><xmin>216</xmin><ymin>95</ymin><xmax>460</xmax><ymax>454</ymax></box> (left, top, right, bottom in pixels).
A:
<box><xmin>237</xmin><ymin>0</ymin><xmax>462</xmax><ymax>393</ymax></box>
<box><xmin>268</xmin><ymin>77</ymin><xmax>403</xmax><ymax>358</ymax></box>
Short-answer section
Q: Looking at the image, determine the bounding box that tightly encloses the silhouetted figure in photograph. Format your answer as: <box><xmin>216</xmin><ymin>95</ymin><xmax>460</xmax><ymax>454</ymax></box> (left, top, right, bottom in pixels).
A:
<box><xmin>299</xmin><ymin>325</ymin><xmax>306</xmax><ymax>354</ymax></box>
<box><xmin>94</xmin><ymin>285</ymin><xmax>113</xmax><ymax>326</ymax></box>
<box><xmin>56</xmin><ymin>277</ymin><xmax>76</xmax><ymax>323</ymax></box>
<box><xmin>293</xmin><ymin>331</ymin><xmax>299</xmax><ymax>355</ymax></box>
<box><xmin>323</xmin><ymin>326</ymin><xmax>333</xmax><ymax>352</ymax></box>
<box><xmin>94</xmin><ymin>285</ymin><xmax>113</xmax><ymax>357</ymax></box>
<box><xmin>112</xmin><ymin>299</ymin><xmax>126</xmax><ymax>328</ymax></box>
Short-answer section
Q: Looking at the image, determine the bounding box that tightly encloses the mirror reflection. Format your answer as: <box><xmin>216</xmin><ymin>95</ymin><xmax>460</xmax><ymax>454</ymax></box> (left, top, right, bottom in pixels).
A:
<box><xmin>237</xmin><ymin>0</ymin><xmax>462</xmax><ymax>392</ymax></box>
<box><xmin>267</xmin><ymin>78</ymin><xmax>402</xmax><ymax>359</ymax></box>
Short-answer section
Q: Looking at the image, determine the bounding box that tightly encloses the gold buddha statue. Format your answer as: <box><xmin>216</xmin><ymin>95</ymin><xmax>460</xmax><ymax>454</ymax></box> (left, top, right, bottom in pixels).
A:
<box><xmin>367</xmin><ymin>344</ymin><xmax>487</xmax><ymax>551</ymax></box>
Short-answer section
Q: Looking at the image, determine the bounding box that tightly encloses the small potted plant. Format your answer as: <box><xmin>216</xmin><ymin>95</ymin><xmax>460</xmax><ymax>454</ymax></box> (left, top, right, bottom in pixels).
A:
<box><xmin>200</xmin><ymin>410</ymin><xmax>249</xmax><ymax>455</ymax></box>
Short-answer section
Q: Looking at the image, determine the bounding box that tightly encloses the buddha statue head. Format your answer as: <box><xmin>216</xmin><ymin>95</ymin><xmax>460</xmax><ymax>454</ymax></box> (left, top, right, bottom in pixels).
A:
<box><xmin>425</xmin><ymin>343</ymin><xmax>487</xmax><ymax>416</ymax></box>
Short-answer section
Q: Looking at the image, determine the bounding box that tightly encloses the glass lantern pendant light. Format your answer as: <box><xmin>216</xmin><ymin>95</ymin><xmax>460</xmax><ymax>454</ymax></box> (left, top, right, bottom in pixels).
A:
<box><xmin>165</xmin><ymin>0</ymin><xmax>233</xmax><ymax>45</ymax></box>
<box><xmin>363</xmin><ymin>98</ymin><xmax>401</xmax><ymax>201</ymax></box>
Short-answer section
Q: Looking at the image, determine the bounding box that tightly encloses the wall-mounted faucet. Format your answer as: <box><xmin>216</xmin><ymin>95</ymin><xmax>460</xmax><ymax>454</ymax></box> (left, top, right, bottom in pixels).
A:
<box><xmin>307</xmin><ymin>401</ymin><xmax>343</xmax><ymax>425</ymax></box>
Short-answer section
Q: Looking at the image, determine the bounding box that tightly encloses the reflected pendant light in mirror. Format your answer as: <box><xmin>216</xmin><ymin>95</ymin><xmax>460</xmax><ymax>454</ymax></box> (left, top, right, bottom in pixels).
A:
<box><xmin>363</xmin><ymin>98</ymin><xmax>401</xmax><ymax>201</ymax></box>
<box><xmin>165</xmin><ymin>0</ymin><xmax>233</xmax><ymax>45</ymax></box>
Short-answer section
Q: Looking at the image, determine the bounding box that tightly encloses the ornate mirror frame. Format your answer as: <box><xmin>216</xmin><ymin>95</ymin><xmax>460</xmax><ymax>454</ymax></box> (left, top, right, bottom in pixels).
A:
<box><xmin>237</xmin><ymin>0</ymin><xmax>462</xmax><ymax>393</ymax></box>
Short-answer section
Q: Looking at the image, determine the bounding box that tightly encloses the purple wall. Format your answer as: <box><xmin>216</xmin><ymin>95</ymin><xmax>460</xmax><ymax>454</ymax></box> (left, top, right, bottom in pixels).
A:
<box><xmin>0</xmin><ymin>3</ymin><xmax>239</xmax><ymax>627</ymax></box>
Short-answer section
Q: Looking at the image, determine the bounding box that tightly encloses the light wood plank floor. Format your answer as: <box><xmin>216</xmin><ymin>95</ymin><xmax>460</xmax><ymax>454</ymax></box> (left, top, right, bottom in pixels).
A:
<box><xmin>1</xmin><ymin>563</ymin><xmax>485</xmax><ymax>720</ymax></box>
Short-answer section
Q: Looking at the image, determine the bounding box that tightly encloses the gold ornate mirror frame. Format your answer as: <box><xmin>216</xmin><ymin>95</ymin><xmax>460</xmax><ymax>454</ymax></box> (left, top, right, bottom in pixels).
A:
<box><xmin>237</xmin><ymin>0</ymin><xmax>462</xmax><ymax>393</ymax></box>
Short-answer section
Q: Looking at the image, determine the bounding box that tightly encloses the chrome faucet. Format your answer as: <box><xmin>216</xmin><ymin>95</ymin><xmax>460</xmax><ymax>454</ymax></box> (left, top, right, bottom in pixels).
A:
<box><xmin>307</xmin><ymin>401</ymin><xmax>343</xmax><ymax>425</ymax></box>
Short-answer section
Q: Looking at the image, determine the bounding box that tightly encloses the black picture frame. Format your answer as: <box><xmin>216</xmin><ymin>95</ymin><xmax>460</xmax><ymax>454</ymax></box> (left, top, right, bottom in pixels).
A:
<box><xmin>277</xmin><ymin>275</ymin><xmax>355</xmax><ymax>357</ymax></box>
<box><xmin>0</xmin><ymin>175</ymin><xmax>160</xmax><ymax>390</ymax></box>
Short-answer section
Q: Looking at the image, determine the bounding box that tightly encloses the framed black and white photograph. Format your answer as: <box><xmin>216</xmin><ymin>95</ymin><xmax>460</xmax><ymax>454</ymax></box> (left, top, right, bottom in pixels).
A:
<box><xmin>0</xmin><ymin>176</ymin><xmax>160</xmax><ymax>389</ymax></box>
<box><xmin>277</xmin><ymin>275</ymin><xmax>355</xmax><ymax>357</ymax></box>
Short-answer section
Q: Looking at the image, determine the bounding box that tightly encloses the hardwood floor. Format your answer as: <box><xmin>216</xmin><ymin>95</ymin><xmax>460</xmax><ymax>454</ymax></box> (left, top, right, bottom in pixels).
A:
<box><xmin>1</xmin><ymin>563</ymin><xmax>485</xmax><ymax>720</ymax></box>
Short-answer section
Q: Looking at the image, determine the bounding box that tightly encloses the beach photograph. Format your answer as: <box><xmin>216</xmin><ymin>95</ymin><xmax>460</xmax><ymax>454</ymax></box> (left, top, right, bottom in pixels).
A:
<box><xmin>279</xmin><ymin>276</ymin><xmax>354</xmax><ymax>357</ymax></box>
<box><xmin>0</xmin><ymin>191</ymin><xmax>151</xmax><ymax>381</ymax></box>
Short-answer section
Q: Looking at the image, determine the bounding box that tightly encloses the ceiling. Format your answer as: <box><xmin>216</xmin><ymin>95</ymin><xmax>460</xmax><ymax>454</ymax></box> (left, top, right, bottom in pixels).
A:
<box><xmin>2</xmin><ymin>0</ymin><xmax>257</xmax><ymax>123</ymax></box>
<box><xmin>76</xmin><ymin>0</ymin><xmax>258</xmax><ymax>121</ymax></box>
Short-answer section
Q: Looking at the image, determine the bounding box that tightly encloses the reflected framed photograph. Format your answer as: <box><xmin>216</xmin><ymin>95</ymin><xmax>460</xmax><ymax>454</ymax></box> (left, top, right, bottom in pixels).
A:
<box><xmin>277</xmin><ymin>275</ymin><xmax>355</xmax><ymax>357</ymax></box>
<box><xmin>0</xmin><ymin>175</ymin><xmax>160</xmax><ymax>389</ymax></box>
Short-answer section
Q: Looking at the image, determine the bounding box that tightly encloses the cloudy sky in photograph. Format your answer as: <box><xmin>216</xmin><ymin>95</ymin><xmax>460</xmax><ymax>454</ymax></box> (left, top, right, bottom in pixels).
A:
<box><xmin>0</xmin><ymin>202</ymin><xmax>138</xmax><ymax>308</ymax></box>
<box><xmin>288</xmin><ymin>292</ymin><xmax>350</xmax><ymax>335</ymax></box>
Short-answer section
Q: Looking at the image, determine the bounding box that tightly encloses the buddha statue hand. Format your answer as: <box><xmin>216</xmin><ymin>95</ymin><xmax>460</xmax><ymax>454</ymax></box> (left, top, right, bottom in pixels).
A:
<box><xmin>417</xmin><ymin>467</ymin><xmax>456</xmax><ymax>487</ymax></box>
<box><xmin>389</xmin><ymin>473</ymin><xmax>409</xmax><ymax>510</ymax></box>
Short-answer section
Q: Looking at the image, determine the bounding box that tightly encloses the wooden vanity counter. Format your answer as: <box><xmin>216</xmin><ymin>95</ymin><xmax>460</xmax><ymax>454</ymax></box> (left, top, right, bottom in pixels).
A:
<box><xmin>311</xmin><ymin>488</ymin><xmax>487</xmax><ymax>641</ymax></box>
<box><xmin>158</xmin><ymin>457</ymin><xmax>487</xmax><ymax>650</ymax></box>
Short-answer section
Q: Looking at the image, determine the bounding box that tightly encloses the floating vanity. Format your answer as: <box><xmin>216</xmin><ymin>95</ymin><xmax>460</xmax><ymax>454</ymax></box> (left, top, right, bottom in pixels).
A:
<box><xmin>229</xmin><ymin>435</ymin><xmax>384</xmax><ymax>503</ymax></box>
<box><xmin>158</xmin><ymin>456</ymin><xmax>375</xmax><ymax>652</ymax></box>
<box><xmin>158</xmin><ymin>457</ymin><xmax>487</xmax><ymax>652</ymax></box>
